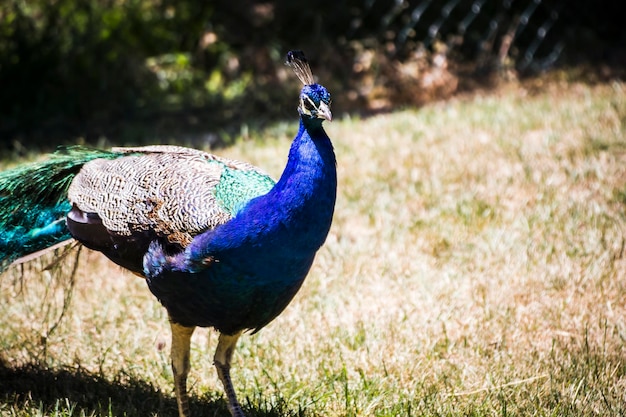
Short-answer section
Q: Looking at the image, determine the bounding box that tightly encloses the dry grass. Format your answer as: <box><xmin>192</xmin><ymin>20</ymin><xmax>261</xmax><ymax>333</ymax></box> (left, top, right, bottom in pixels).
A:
<box><xmin>1</xmin><ymin>79</ymin><xmax>626</xmax><ymax>416</ymax></box>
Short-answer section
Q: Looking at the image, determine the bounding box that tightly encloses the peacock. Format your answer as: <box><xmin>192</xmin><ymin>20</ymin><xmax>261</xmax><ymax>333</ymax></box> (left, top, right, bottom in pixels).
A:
<box><xmin>0</xmin><ymin>51</ymin><xmax>336</xmax><ymax>417</ymax></box>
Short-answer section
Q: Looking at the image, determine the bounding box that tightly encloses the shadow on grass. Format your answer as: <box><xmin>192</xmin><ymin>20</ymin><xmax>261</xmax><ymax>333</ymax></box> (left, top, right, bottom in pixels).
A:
<box><xmin>0</xmin><ymin>359</ymin><xmax>303</xmax><ymax>417</ymax></box>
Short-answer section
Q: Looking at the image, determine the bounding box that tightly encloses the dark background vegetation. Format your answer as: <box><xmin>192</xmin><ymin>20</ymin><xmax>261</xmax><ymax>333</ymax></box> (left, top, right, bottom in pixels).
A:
<box><xmin>0</xmin><ymin>0</ymin><xmax>623</xmax><ymax>153</ymax></box>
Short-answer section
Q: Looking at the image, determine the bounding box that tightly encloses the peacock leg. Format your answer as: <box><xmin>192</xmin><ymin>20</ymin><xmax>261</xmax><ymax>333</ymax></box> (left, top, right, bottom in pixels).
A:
<box><xmin>214</xmin><ymin>331</ymin><xmax>245</xmax><ymax>417</ymax></box>
<box><xmin>170</xmin><ymin>321</ymin><xmax>196</xmax><ymax>417</ymax></box>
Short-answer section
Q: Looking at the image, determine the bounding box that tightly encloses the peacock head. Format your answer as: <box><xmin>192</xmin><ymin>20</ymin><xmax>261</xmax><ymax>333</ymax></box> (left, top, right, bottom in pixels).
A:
<box><xmin>286</xmin><ymin>50</ymin><xmax>332</xmax><ymax>122</ymax></box>
<box><xmin>299</xmin><ymin>84</ymin><xmax>332</xmax><ymax>122</ymax></box>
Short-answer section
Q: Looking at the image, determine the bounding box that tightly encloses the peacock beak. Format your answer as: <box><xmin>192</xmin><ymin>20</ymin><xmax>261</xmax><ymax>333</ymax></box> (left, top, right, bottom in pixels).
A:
<box><xmin>317</xmin><ymin>101</ymin><xmax>332</xmax><ymax>121</ymax></box>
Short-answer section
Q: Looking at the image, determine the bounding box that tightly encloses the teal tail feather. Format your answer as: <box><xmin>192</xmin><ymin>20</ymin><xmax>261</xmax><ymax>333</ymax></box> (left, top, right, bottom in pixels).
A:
<box><xmin>0</xmin><ymin>147</ymin><xmax>121</xmax><ymax>272</ymax></box>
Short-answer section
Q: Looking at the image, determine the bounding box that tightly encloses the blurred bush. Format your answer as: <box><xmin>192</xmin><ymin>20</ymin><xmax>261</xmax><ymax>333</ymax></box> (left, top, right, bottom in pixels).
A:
<box><xmin>0</xmin><ymin>0</ymin><xmax>622</xmax><ymax>150</ymax></box>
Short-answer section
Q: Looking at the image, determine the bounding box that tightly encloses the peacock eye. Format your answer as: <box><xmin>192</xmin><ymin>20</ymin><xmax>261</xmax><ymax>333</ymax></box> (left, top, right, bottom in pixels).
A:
<box><xmin>303</xmin><ymin>96</ymin><xmax>316</xmax><ymax>111</ymax></box>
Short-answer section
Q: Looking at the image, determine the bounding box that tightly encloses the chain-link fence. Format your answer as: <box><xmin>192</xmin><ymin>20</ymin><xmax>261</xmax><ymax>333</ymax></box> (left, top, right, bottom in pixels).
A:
<box><xmin>342</xmin><ymin>0</ymin><xmax>564</xmax><ymax>72</ymax></box>
<box><xmin>300</xmin><ymin>0</ymin><xmax>622</xmax><ymax>75</ymax></box>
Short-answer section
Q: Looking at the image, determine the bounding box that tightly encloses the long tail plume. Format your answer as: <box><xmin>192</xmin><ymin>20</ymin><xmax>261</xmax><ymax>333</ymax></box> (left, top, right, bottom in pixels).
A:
<box><xmin>0</xmin><ymin>146</ymin><xmax>121</xmax><ymax>272</ymax></box>
<box><xmin>286</xmin><ymin>50</ymin><xmax>315</xmax><ymax>85</ymax></box>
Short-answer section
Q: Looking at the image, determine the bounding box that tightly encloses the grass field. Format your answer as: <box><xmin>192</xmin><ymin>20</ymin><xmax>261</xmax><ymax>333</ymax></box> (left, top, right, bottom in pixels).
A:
<box><xmin>1</xmin><ymin>77</ymin><xmax>625</xmax><ymax>416</ymax></box>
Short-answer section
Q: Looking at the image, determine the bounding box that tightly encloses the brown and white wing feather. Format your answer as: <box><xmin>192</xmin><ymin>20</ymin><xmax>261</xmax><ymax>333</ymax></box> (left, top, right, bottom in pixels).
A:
<box><xmin>68</xmin><ymin>145</ymin><xmax>257</xmax><ymax>246</ymax></box>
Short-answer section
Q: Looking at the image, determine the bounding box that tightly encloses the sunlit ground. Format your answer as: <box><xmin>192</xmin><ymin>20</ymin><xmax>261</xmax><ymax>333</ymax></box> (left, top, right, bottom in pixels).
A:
<box><xmin>1</xmin><ymin>78</ymin><xmax>625</xmax><ymax>416</ymax></box>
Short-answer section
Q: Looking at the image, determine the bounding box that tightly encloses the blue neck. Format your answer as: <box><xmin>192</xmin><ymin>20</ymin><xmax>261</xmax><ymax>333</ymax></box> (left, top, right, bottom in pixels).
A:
<box><xmin>272</xmin><ymin>118</ymin><xmax>337</xmax><ymax>242</ymax></box>
<box><xmin>186</xmin><ymin>116</ymin><xmax>337</xmax><ymax>266</ymax></box>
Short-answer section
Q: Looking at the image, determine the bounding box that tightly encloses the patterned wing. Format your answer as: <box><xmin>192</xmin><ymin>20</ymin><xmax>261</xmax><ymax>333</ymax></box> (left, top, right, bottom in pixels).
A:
<box><xmin>68</xmin><ymin>145</ymin><xmax>275</xmax><ymax>247</ymax></box>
